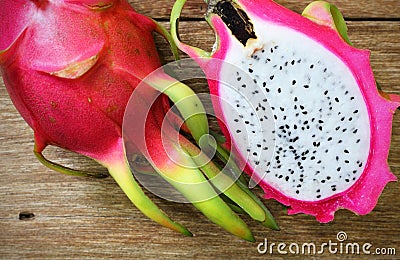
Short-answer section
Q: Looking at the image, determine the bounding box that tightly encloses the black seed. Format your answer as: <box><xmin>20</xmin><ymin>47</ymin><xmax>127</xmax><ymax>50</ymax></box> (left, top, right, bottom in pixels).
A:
<box><xmin>324</xmin><ymin>90</ymin><xmax>328</xmax><ymax>95</ymax></box>
<box><xmin>263</xmin><ymin>82</ymin><xmax>267</xmax><ymax>88</ymax></box>
<box><xmin>296</xmin><ymin>190</ymin><xmax>300</xmax><ymax>194</ymax></box>
<box><xmin>249</xmin><ymin>68</ymin><xmax>253</xmax><ymax>73</ymax></box>
<box><xmin>236</xmin><ymin>130</ymin><xmax>241</xmax><ymax>133</ymax></box>
<box><xmin>278</xmin><ymin>88</ymin><xmax>282</xmax><ymax>93</ymax></box>
<box><xmin>336</xmin><ymin>156</ymin><xmax>339</xmax><ymax>161</ymax></box>
<box><xmin>353</xmin><ymin>110</ymin><xmax>359</xmax><ymax>114</ymax></box>
<box><xmin>335</xmin><ymin>97</ymin><xmax>340</xmax><ymax>102</ymax></box>
<box><xmin>237</xmin><ymin>77</ymin><xmax>241</xmax><ymax>81</ymax></box>
<box><xmin>285</xmin><ymin>176</ymin><xmax>289</xmax><ymax>181</ymax></box>
<box><xmin>318</xmin><ymin>120</ymin><xmax>324</xmax><ymax>124</ymax></box>
<box><xmin>356</xmin><ymin>139</ymin><xmax>361</xmax><ymax>143</ymax></box>
<box><xmin>337</xmin><ymin>167</ymin><xmax>341</xmax><ymax>172</ymax></box>
<box><xmin>310</xmin><ymin>64</ymin><xmax>314</xmax><ymax>69</ymax></box>
<box><xmin>319</xmin><ymin>126</ymin><xmax>323</xmax><ymax>131</ymax></box>
<box><xmin>294</xmin><ymin>97</ymin><xmax>298</xmax><ymax>102</ymax></box>
<box><xmin>327</xmin><ymin>137</ymin><xmax>332</xmax><ymax>141</ymax></box>
<box><xmin>344</xmin><ymin>149</ymin><xmax>349</xmax><ymax>153</ymax></box>
<box><xmin>266</xmin><ymin>88</ymin><xmax>270</xmax><ymax>92</ymax></box>
<box><xmin>303</xmin><ymin>84</ymin><xmax>310</xmax><ymax>89</ymax></box>
<box><xmin>353</xmin><ymin>129</ymin><xmax>358</xmax><ymax>134</ymax></box>
<box><xmin>345</xmin><ymin>160</ymin><xmax>349</xmax><ymax>163</ymax></box>
<box><xmin>345</xmin><ymin>179</ymin><xmax>350</xmax><ymax>182</ymax></box>
<box><xmin>270</xmin><ymin>75</ymin><xmax>274</xmax><ymax>80</ymax></box>
<box><xmin>292</xmin><ymin>80</ymin><xmax>296</xmax><ymax>85</ymax></box>
<box><xmin>291</xmin><ymin>60</ymin><xmax>295</xmax><ymax>65</ymax></box>
<box><xmin>321</xmin><ymin>180</ymin><xmax>326</xmax><ymax>183</ymax></box>
<box><xmin>350</xmin><ymin>96</ymin><xmax>355</xmax><ymax>100</ymax></box>
<box><xmin>336</xmin><ymin>126</ymin><xmax>340</xmax><ymax>131</ymax></box>
<box><xmin>341</xmin><ymin>117</ymin><xmax>345</xmax><ymax>121</ymax></box>
<box><xmin>323</xmin><ymin>68</ymin><xmax>327</xmax><ymax>73</ymax></box>
<box><xmin>241</xmin><ymin>84</ymin><xmax>246</xmax><ymax>88</ymax></box>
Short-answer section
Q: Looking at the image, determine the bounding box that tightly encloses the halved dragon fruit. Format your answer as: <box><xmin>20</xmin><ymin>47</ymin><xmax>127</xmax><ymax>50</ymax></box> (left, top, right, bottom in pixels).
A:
<box><xmin>171</xmin><ymin>0</ymin><xmax>399</xmax><ymax>222</ymax></box>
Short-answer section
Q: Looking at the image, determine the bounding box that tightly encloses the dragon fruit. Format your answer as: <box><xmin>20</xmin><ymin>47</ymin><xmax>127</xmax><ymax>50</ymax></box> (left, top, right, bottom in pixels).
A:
<box><xmin>0</xmin><ymin>0</ymin><xmax>278</xmax><ymax>240</ymax></box>
<box><xmin>171</xmin><ymin>0</ymin><xmax>400</xmax><ymax>222</ymax></box>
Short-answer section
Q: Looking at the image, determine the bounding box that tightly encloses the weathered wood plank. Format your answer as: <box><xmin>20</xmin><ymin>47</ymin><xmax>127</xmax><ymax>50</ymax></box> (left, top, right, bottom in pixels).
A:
<box><xmin>128</xmin><ymin>0</ymin><xmax>400</xmax><ymax>20</ymax></box>
<box><xmin>0</xmin><ymin>13</ymin><xmax>399</xmax><ymax>260</ymax></box>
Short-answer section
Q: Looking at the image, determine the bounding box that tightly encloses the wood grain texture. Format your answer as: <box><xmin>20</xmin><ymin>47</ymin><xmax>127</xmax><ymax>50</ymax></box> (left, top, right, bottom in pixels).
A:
<box><xmin>0</xmin><ymin>1</ymin><xmax>399</xmax><ymax>259</ymax></box>
<box><xmin>127</xmin><ymin>0</ymin><xmax>400</xmax><ymax>19</ymax></box>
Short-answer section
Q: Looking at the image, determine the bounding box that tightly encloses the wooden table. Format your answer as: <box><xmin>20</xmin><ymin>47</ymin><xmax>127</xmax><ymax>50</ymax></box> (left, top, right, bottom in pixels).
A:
<box><xmin>1</xmin><ymin>0</ymin><xmax>399</xmax><ymax>258</ymax></box>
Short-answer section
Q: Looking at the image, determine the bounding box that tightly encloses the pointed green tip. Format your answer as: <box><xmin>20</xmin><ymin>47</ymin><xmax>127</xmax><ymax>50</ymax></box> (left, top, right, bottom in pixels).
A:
<box><xmin>247</xmin><ymin>233</ymin><xmax>256</xmax><ymax>243</ymax></box>
<box><xmin>261</xmin><ymin>219</ymin><xmax>280</xmax><ymax>231</ymax></box>
<box><xmin>179</xmin><ymin>226</ymin><xmax>194</xmax><ymax>237</ymax></box>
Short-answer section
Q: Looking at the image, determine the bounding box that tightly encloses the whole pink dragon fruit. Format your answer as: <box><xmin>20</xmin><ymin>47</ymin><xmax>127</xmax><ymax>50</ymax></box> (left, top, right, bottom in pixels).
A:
<box><xmin>171</xmin><ymin>0</ymin><xmax>399</xmax><ymax>222</ymax></box>
<box><xmin>0</xmin><ymin>0</ymin><xmax>278</xmax><ymax>240</ymax></box>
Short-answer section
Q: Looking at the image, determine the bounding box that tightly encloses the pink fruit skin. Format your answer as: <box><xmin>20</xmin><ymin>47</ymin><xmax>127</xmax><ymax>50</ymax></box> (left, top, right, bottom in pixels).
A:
<box><xmin>181</xmin><ymin>0</ymin><xmax>400</xmax><ymax>222</ymax></box>
<box><xmin>0</xmin><ymin>0</ymin><xmax>164</xmax><ymax>165</ymax></box>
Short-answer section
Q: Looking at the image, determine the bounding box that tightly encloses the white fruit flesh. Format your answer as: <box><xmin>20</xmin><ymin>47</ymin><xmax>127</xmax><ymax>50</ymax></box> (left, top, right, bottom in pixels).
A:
<box><xmin>218</xmin><ymin>19</ymin><xmax>370</xmax><ymax>202</ymax></box>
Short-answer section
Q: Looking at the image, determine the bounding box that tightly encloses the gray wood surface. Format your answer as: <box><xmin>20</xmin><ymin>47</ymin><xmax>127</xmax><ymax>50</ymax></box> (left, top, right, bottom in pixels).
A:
<box><xmin>1</xmin><ymin>0</ymin><xmax>399</xmax><ymax>259</ymax></box>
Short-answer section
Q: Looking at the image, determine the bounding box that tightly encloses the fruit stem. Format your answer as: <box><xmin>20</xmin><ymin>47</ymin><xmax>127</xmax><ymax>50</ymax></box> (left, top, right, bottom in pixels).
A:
<box><xmin>33</xmin><ymin>143</ymin><xmax>108</xmax><ymax>179</ymax></box>
<box><xmin>170</xmin><ymin>0</ymin><xmax>211</xmax><ymax>59</ymax></box>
